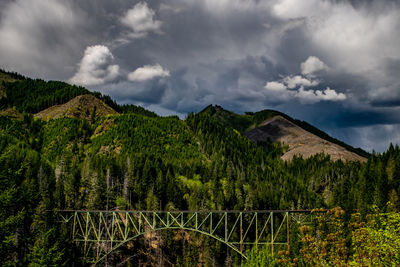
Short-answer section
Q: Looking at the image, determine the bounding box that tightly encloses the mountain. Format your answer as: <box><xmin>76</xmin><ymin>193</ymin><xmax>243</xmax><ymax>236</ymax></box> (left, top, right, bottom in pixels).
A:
<box><xmin>34</xmin><ymin>94</ymin><xmax>118</xmax><ymax>121</ymax></box>
<box><xmin>0</xmin><ymin>69</ymin><xmax>368</xmax><ymax>165</ymax></box>
<box><xmin>0</xmin><ymin>74</ymin><xmax>91</xmax><ymax>114</ymax></box>
<box><xmin>200</xmin><ymin>105</ymin><xmax>368</xmax><ymax>162</ymax></box>
<box><xmin>245</xmin><ymin>115</ymin><xmax>367</xmax><ymax>162</ymax></box>
<box><xmin>0</xmin><ymin>68</ymin><xmax>368</xmax><ymax>162</ymax></box>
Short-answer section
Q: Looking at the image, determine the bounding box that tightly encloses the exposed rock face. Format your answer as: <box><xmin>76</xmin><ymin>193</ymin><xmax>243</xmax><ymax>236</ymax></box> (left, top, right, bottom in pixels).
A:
<box><xmin>245</xmin><ymin>115</ymin><xmax>367</xmax><ymax>162</ymax></box>
<box><xmin>34</xmin><ymin>94</ymin><xmax>118</xmax><ymax>120</ymax></box>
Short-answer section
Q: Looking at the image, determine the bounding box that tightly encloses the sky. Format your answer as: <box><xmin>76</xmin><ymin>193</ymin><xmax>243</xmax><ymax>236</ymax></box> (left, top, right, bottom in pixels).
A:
<box><xmin>0</xmin><ymin>0</ymin><xmax>400</xmax><ymax>152</ymax></box>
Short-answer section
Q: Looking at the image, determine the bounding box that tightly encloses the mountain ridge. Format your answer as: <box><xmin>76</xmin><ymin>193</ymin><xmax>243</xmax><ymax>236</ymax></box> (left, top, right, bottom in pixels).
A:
<box><xmin>34</xmin><ymin>94</ymin><xmax>118</xmax><ymax>121</ymax></box>
<box><xmin>0</xmin><ymin>69</ymin><xmax>368</xmax><ymax>161</ymax></box>
<box><xmin>200</xmin><ymin>104</ymin><xmax>369</xmax><ymax>160</ymax></box>
<box><xmin>245</xmin><ymin>115</ymin><xmax>366</xmax><ymax>162</ymax></box>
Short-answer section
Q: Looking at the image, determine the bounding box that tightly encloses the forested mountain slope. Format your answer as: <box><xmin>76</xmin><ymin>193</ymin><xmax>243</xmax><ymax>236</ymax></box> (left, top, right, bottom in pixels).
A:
<box><xmin>0</xmin><ymin>70</ymin><xmax>399</xmax><ymax>265</ymax></box>
<box><xmin>0</xmin><ymin>69</ymin><xmax>151</xmax><ymax>117</ymax></box>
<box><xmin>201</xmin><ymin>105</ymin><xmax>369</xmax><ymax>158</ymax></box>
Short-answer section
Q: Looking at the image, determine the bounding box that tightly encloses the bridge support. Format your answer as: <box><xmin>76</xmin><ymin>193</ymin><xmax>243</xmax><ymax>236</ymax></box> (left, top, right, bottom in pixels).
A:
<box><xmin>58</xmin><ymin>210</ymin><xmax>312</xmax><ymax>265</ymax></box>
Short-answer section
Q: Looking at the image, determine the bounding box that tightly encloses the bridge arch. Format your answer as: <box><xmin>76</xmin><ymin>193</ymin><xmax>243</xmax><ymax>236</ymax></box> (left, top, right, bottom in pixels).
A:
<box><xmin>58</xmin><ymin>210</ymin><xmax>309</xmax><ymax>265</ymax></box>
<box><xmin>96</xmin><ymin>226</ymin><xmax>246</xmax><ymax>264</ymax></box>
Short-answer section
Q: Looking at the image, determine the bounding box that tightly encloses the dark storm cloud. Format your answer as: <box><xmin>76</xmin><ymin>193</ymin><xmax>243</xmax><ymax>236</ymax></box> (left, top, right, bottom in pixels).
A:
<box><xmin>370</xmin><ymin>99</ymin><xmax>400</xmax><ymax>108</ymax></box>
<box><xmin>0</xmin><ymin>0</ymin><xmax>97</xmax><ymax>79</ymax></box>
<box><xmin>1</xmin><ymin>0</ymin><xmax>400</xmax><ymax>151</ymax></box>
<box><xmin>384</xmin><ymin>58</ymin><xmax>400</xmax><ymax>80</ymax></box>
<box><xmin>368</xmin><ymin>83</ymin><xmax>400</xmax><ymax>107</ymax></box>
<box><xmin>274</xmin><ymin>23</ymin><xmax>319</xmax><ymax>73</ymax></box>
<box><xmin>266</xmin><ymin>100</ymin><xmax>392</xmax><ymax>130</ymax></box>
<box><xmin>329</xmin><ymin>124</ymin><xmax>400</xmax><ymax>153</ymax></box>
<box><xmin>98</xmin><ymin>79</ymin><xmax>168</xmax><ymax>104</ymax></box>
<box><xmin>327</xmin><ymin>109</ymin><xmax>399</xmax><ymax>128</ymax></box>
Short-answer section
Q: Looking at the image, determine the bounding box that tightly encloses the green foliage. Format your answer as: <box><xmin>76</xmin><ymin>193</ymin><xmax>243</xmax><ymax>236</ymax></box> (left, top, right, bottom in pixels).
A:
<box><xmin>28</xmin><ymin>228</ymin><xmax>65</xmax><ymax>267</ymax></box>
<box><xmin>0</xmin><ymin>68</ymin><xmax>26</xmax><ymax>80</ymax></box>
<box><xmin>242</xmin><ymin>246</ymin><xmax>279</xmax><ymax>267</ymax></box>
<box><xmin>349</xmin><ymin>206</ymin><xmax>400</xmax><ymax>266</ymax></box>
<box><xmin>279</xmin><ymin>207</ymin><xmax>400</xmax><ymax>267</ymax></box>
<box><xmin>296</xmin><ymin>208</ymin><xmax>348</xmax><ymax>266</ymax></box>
<box><xmin>41</xmin><ymin>118</ymin><xmax>91</xmax><ymax>161</ymax></box>
<box><xmin>0</xmin><ymin>79</ymin><xmax>90</xmax><ymax>113</ymax></box>
<box><xmin>118</xmin><ymin>104</ymin><xmax>158</xmax><ymax>117</ymax></box>
<box><xmin>0</xmin><ymin>76</ymin><xmax>155</xmax><ymax>119</ymax></box>
<box><xmin>0</xmin><ymin>120</ymin><xmax>41</xmax><ymax>265</ymax></box>
<box><xmin>199</xmin><ymin>105</ymin><xmax>254</xmax><ymax>132</ymax></box>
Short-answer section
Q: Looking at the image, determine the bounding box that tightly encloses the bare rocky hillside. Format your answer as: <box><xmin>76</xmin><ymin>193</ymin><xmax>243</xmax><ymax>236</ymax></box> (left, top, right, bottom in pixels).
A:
<box><xmin>245</xmin><ymin>115</ymin><xmax>367</xmax><ymax>162</ymax></box>
<box><xmin>34</xmin><ymin>94</ymin><xmax>118</xmax><ymax>120</ymax></box>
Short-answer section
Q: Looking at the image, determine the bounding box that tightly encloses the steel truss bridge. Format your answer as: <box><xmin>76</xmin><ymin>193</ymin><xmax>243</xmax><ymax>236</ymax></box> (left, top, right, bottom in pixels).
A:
<box><xmin>58</xmin><ymin>210</ymin><xmax>313</xmax><ymax>265</ymax></box>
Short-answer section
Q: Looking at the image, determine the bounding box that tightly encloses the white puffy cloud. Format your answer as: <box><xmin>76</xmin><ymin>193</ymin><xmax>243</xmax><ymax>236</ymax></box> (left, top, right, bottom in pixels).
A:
<box><xmin>301</xmin><ymin>56</ymin><xmax>328</xmax><ymax>76</ymax></box>
<box><xmin>265</xmin><ymin>56</ymin><xmax>345</xmax><ymax>103</ymax></box>
<box><xmin>69</xmin><ymin>45</ymin><xmax>119</xmax><ymax>86</ymax></box>
<box><xmin>264</xmin><ymin>57</ymin><xmax>322</xmax><ymax>92</ymax></box>
<box><xmin>265</xmin><ymin>84</ymin><xmax>346</xmax><ymax>104</ymax></box>
<box><xmin>283</xmin><ymin>75</ymin><xmax>319</xmax><ymax>88</ymax></box>
<box><xmin>264</xmin><ymin>81</ymin><xmax>287</xmax><ymax>91</ymax></box>
<box><xmin>296</xmin><ymin>87</ymin><xmax>346</xmax><ymax>104</ymax></box>
<box><xmin>127</xmin><ymin>64</ymin><xmax>170</xmax><ymax>82</ymax></box>
<box><xmin>120</xmin><ymin>2</ymin><xmax>162</xmax><ymax>38</ymax></box>
<box><xmin>316</xmin><ymin>87</ymin><xmax>346</xmax><ymax>101</ymax></box>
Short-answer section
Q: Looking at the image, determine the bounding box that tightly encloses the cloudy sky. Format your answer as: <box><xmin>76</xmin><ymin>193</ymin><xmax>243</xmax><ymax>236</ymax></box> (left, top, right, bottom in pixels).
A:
<box><xmin>1</xmin><ymin>0</ymin><xmax>400</xmax><ymax>152</ymax></box>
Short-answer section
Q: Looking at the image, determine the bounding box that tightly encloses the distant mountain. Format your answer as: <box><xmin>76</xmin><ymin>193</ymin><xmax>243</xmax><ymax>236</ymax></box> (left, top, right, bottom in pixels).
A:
<box><xmin>0</xmin><ymin>69</ymin><xmax>156</xmax><ymax>118</ymax></box>
<box><xmin>35</xmin><ymin>94</ymin><xmax>118</xmax><ymax>121</ymax></box>
<box><xmin>200</xmin><ymin>105</ymin><xmax>368</xmax><ymax>161</ymax></box>
<box><xmin>0</xmin><ymin>75</ymin><xmax>91</xmax><ymax>114</ymax></box>
<box><xmin>1</xmin><ymin>67</ymin><xmax>368</xmax><ymax>162</ymax></box>
<box><xmin>245</xmin><ymin>115</ymin><xmax>366</xmax><ymax>162</ymax></box>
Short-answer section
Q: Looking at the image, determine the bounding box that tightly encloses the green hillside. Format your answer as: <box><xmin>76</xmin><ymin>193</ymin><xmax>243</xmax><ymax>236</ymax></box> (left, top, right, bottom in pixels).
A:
<box><xmin>0</xmin><ymin>69</ymin><xmax>156</xmax><ymax>118</ymax></box>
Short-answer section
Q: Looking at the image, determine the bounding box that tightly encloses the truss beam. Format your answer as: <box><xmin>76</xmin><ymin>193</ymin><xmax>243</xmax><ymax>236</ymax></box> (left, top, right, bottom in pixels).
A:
<box><xmin>58</xmin><ymin>210</ymin><xmax>312</xmax><ymax>265</ymax></box>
